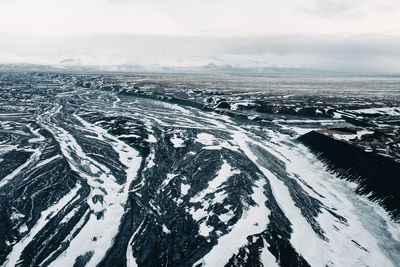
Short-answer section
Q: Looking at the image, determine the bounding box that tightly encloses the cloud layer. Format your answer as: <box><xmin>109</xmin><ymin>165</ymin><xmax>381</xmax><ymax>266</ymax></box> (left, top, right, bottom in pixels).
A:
<box><xmin>1</xmin><ymin>33</ymin><xmax>400</xmax><ymax>73</ymax></box>
<box><xmin>0</xmin><ymin>0</ymin><xmax>399</xmax><ymax>35</ymax></box>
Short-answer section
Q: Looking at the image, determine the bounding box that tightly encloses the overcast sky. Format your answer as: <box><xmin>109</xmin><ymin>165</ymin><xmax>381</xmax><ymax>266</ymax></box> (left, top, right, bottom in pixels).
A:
<box><xmin>1</xmin><ymin>0</ymin><xmax>400</xmax><ymax>72</ymax></box>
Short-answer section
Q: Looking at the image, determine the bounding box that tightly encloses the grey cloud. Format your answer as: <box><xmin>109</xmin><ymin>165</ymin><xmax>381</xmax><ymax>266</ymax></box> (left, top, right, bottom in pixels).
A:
<box><xmin>299</xmin><ymin>0</ymin><xmax>400</xmax><ymax>19</ymax></box>
<box><xmin>298</xmin><ymin>0</ymin><xmax>364</xmax><ymax>19</ymax></box>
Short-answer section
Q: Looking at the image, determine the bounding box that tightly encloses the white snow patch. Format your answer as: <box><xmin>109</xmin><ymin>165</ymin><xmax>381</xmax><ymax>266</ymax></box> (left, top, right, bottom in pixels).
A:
<box><xmin>218</xmin><ymin>210</ymin><xmax>234</xmax><ymax>223</ymax></box>
<box><xmin>350</xmin><ymin>107</ymin><xmax>400</xmax><ymax>116</ymax></box>
<box><xmin>195</xmin><ymin>178</ymin><xmax>270</xmax><ymax>266</ymax></box>
<box><xmin>146</xmin><ymin>134</ymin><xmax>157</xmax><ymax>143</ymax></box>
<box><xmin>35</xmin><ymin>155</ymin><xmax>62</xmax><ymax>168</ymax></box>
<box><xmin>181</xmin><ymin>183</ymin><xmax>190</xmax><ymax>195</ymax></box>
<box><xmin>195</xmin><ymin>133</ymin><xmax>216</xmax><ymax>146</ymax></box>
<box><xmin>27</xmin><ymin>124</ymin><xmax>46</xmax><ymax>143</ymax></box>
<box><xmin>145</xmin><ymin>150</ymin><xmax>155</xmax><ymax>169</ymax></box>
<box><xmin>198</xmin><ymin>221</ymin><xmax>213</xmax><ymax>236</ymax></box>
<box><xmin>191</xmin><ymin>160</ymin><xmax>239</xmax><ymax>205</ymax></box>
<box><xmin>162</xmin><ymin>224</ymin><xmax>171</xmax><ymax>234</ymax></box>
<box><xmin>332</xmin><ymin>129</ymin><xmax>374</xmax><ymax>142</ymax></box>
<box><xmin>118</xmin><ymin>134</ymin><xmax>141</xmax><ymax>139</ymax></box>
<box><xmin>170</xmin><ymin>135</ymin><xmax>185</xmax><ymax>148</ymax></box>
<box><xmin>18</xmin><ymin>224</ymin><xmax>28</xmax><ymax>234</ymax></box>
<box><xmin>10</xmin><ymin>211</ymin><xmax>24</xmax><ymax>221</ymax></box>
<box><xmin>209</xmin><ymin>161</ymin><xmax>240</xmax><ymax>190</ymax></box>
<box><xmin>160</xmin><ymin>173</ymin><xmax>178</xmax><ymax>189</ymax></box>
<box><xmin>260</xmin><ymin>239</ymin><xmax>279</xmax><ymax>267</ymax></box>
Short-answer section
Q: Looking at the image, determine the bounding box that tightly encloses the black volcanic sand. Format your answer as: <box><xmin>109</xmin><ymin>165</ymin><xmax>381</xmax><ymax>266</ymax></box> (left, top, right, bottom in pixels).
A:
<box><xmin>0</xmin><ymin>72</ymin><xmax>399</xmax><ymax>266</ymax></box>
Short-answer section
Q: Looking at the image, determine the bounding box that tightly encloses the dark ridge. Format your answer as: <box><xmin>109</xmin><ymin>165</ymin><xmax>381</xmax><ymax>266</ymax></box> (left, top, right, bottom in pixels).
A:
<box><xmin>0</xmin><ymin>196</ymin><xmax>19</xmax><ymax>265</ymax></box>
<box><xmin>73</xmin><ymin>251</ymin><xmax>94</xmax><ymax>267</ymax></box>
<box><xmin>0</xmin><ymin>150</ymin><xmax>32</xmax><ymax>181</ymax></box>
<box><xmin>340</xmin><ymin>115</ymin><xmax>372</xmax><ymax>127</ymax></box>
<box><xmin>215</xmin><ymin>100</ymin><xmax>231</xmax><ymax>109</ymax></box>
<box><xmin>330</xmin><ymin>127</ymin><xmax>358</xmax><ymax>134</ymax></box>
<box><xmin>225</xmin><ymin>175</ymin><xmax>311</xmax><ymax>267</ymax></box>
<box><xmin>40</xmin><ymin>205</ymin><xmax>92</xmax><ymax>266</ymax></box>
<box><xmin>99</xmin><ymin>144</ymin><xmax>148</xmax><ymax>267</ymax></box>
<box><xmin>17</xmin><ymin>186</ymin><xmax>91</xmax><ymax>266</ymax></box>
<box><xmin>99</xmin><ymin>198</ymin><xmax>140</xmax><ymax>267</ymax></box>
<box><xmin>121</xmin><ymin>90</ymin><xmax>262</xmax><ymax>124</ymax></box>
<box><xmin>298</xmin><ymin>131</ymin><xmax>400</xmax><ymax>220</ymax></box>
<box><xmin>249</xmin><ymin>143</ymin><xmax>326</xmax><ymax>240</ymax></box>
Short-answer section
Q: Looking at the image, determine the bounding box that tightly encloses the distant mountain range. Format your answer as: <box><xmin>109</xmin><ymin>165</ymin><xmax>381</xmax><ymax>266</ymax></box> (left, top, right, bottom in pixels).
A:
<box><xmin>0</xmin><ymin>62</ymin><xmax>382</xmax><ymax>76</ymax></box>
